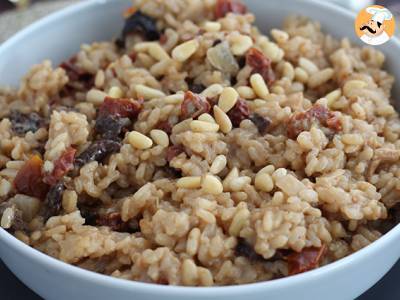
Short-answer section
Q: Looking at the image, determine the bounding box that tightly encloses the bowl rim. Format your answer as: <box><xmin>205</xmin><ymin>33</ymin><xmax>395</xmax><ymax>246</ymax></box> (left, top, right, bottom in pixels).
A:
<box><xmin>0</xmin><ymin>0</ymin><xmax>400</xmax><ymax>295</ymax></box>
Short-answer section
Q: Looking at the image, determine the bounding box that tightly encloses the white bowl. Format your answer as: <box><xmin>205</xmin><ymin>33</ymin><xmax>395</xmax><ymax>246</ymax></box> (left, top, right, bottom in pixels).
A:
<box><xmin>1</xmin><ymin>0</ymin><xmax>400</xmax><ymax>299</ymax></box>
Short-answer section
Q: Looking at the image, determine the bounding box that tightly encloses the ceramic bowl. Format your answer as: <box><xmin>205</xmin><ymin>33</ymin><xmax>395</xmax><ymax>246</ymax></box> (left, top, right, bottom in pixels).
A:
<box><xmin>1</xmin><ymin>1</ymin><xmax>400</xmax><ymax>299</ymax></box>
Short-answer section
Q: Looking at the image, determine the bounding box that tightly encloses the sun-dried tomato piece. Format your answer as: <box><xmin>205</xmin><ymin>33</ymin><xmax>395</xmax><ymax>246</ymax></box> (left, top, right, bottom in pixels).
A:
<box><xmin>166</xmin><ymin>145</ymin><xmax>185</xmax><ymax>162</ymax></box>
<box><xmin>9</xmin><ymin>111</ymin><xmax>44</xmax><ymax>136</ymax></box>
<box><xmin>96</xmin><ymin>212</ymin><xmax>140</xmax><ymax>233</ymax></box>
<box><xmin>181</xmin><ymin>91</ymin><xmax>211</xmax><ymax>120</ymax></box>
<box><xmin>159</xmin><ymin>34</ymin><xmax>168</xmax><ymax>45</ymax></box>
<box><xmin>43</xmin><ymin>181</ymin><xmax>65</xmax><ymax>220</ymax></box>
<box><xmin>246</xmin><ymin>48</ymin><xmax>275</xmax><ymax>86</ymax></box>
<box><xmin>120</xmin><ymin>11</ymin><xmax>160</xmax><ymax>43</ymax></box>
<box><xmin>227</xmin><ymin>98</ymin><xmax>250</xmax><ymax>127</ymax></box>
<box><xmin>43</xmin><ymin>147</ymin><xmax>76</xmax><ymax>186</ymax></box>
<box><xmin>128</xmin><ymin>51</ymin><xmax>137</xmax><ymax>62</ymax></box>
<box><xmin>287</xmin><ymin>245</ymin><xmax>327</xmax><ymax>275</ymax></box>
<box><xmin>99</xmin><ymin>96</ymin><xmax>143</xmax><ymax>119</ymax></box>
<box><xmin>249</xmin><ymin>113</ymin><xmax>271</xmax><ymax>135</ymax></box>
<box><xmin>287</xmin><ymin>104</ymin><xmax>342</xmax><ymax>139</ymax></box>
<box><xmin>75</xmin><ymin>140</ymin><xmax>121</xmax><ymax>167</ymax></box>
<box><xmin>14</xmin><ymin>155</ymin><xmax>48</xmax><ymax>199</ymax></box>
<box><xmin>156</xmin><ymin>120</ymin><xmax>173</xmax><ymax>135</ymax></box>
<box><xmin>214</xmin><ymin>0</ymin><xmax>247</xmax><ymax>19</ymax></box>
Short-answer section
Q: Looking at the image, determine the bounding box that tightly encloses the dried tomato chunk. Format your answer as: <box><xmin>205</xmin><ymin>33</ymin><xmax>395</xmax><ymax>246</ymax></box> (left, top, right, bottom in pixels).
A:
<box><xmin>166</xmin><ymin>145</ymin><xmax>185</xmax><ymax>162</ymax></box>
<box><xmin>227</xmin><ymin>98</ymin><xmax>250</xmax><ymax>127</ymax></box>
<box><xmin>181</xmin><ymin>91</ymin><xmax>211</xmax><ymax>120</ymax></box>
<box><xmin>156</xmin><ymin>120</ymin><xmax>173</xmax><ymax>135</ymax></box>
<box><xmin>99</xmin><ymin>96</ymin><xmax>143</xmax><ymax>119</ymax></box>
<box><xmin>246</xmin><ymin>48</ymin><xmax>275</xmax><ymax>86</ymax></box>
<box><xmin>43</xmin><ymin>147</ymin><xmax>76</xmax><ymax>186</ymax></box>
<box><xmin>215</xmin><ymin>0</ymin><xmax>247</xmax><ymax>19</ymax></box>
<box><xmin>287</xmin><ymin>104</ymin><xmax>342</xmax><ymax>139</ymax></box>
<box><xmin>287</xmin><ymin>245</ymin><xmax>327</xmax><ymax>275</ymax></box>
<box><xmin>14</xmin><ymin>155</ymin><xmax>48</xmax><ymax>199</ymax></box>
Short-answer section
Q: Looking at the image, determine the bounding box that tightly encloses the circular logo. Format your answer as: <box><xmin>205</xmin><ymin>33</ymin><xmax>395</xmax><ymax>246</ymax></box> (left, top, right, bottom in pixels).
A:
<box><xmin>354</xmin><ymin>5</ymin><xmax>396</xmax><ymax>46</ymax></box>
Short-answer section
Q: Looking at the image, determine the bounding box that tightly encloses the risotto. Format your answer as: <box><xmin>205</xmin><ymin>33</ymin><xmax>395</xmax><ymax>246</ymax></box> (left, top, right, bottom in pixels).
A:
<box><xmin>0</xmin><ymin>0</ymin><xmax>400</xmax><ymax>286</ymax></box>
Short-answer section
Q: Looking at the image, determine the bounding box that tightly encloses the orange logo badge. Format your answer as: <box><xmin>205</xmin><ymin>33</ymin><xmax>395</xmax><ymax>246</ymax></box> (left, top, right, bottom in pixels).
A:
<box><xmin>355</xmin><ymin>5</ymin><xmax>396</xmax><ymax>46</ymax></box>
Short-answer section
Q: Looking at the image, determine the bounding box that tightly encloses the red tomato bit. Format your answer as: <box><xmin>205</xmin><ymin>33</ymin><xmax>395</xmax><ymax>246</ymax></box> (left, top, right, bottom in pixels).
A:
<box><xmin>43</xmin><ymin>147</ymin><xmax>76</xmax><ymax>186</ymax></box>
<box><xmin>227</xmin><ymin>98</ymin><xmax>250</xmax><ymax>127</ymax></box>
<box><xmin>181</xmin><ymin>91</ymin><xmax>211</xmax><ymax>120</ymax></box>
<box><xmin>166</xmin><ymin>145</ymin><xmax>185</xmax><ymax>162</ymax></box>
<box><xmin>287</xmin><ymin>104</ymin><xmax>342</xmax><ymax>139</ymax></box>
<box><xmin>246</xmin><ymin>47</ymin><xmax>276</xmax><ymax>86</ymax></box>
<box><xmin>98</xmin><ymin>96</ymin><xmax>143</xmax><ymax>119</ymax></box>
<box><xmin>14</xmin><ymin>155</ymin><xmax>48</xmax><ymax>199</ymax></box>
<box><xmin>215</xmin><ymin>0</ymin><xmax>247</xmax><ymax>19</ymax></box>
<box><xmin>287</xmin><ymin>245</ymin><xmax>327</xmax><ymax>275</ymax></box>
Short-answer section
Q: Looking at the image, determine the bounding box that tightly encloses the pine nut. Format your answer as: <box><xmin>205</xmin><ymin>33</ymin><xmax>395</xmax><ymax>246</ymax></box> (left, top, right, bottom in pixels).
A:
<box><xmin>236</xmin><ymin>86</ymin><xmax>256</xmax><ymax>99</ymax></box>
<box><xmin>202</xmin><ymin>174</ymin><xmax>223</xmax><ymax>195</ymax></box>
<box><xmin>86</xmin><ymin>89</ymin><xmax>107</xmax><ymax>105</ymax></box>
<box><xmin>255</xmin><ymin>172</ymin><xmax>274</xmax><ymax>192</ymax></box>
<box><xmin>203</xmin><ymin>21</ymin><xmax>221</xmax><ymax>32</ymax></box>
<box><xmin>147</xmin><ymin>43</ymin><xmax>170</xmax><ymax>61</ymax></box>
<box><xmin>150</xmin><ymin>129</ymin><xmax>169</xmax><ymax>147</ymax></box>
<box><xmin>177</xmin><ymin>176</ymin><xmax>202</xmax><ymax>189</ymax></box>
<box><xmin>198</xmin><ymin>113</ymin><xmax>216</xmax><ymax>123</ymax></box>
<box><xmin>210</xmin><ymin>155</ymin><xmax>227</xmax><ymax>174</ymax></box>
<box><xmin>201</xmin><ymin>83</ymin><xmax>223</xmax><ymax>98</ymax></box>
<box><xmin>128</xmin><ymin>131</ymin><xmax>153</xmax><ymax>149</ymax></box>
<box><xmin>172</xmin><ymin>39</ymin><xmax>199</xmax><ymax>62</ymax></box>
<box><xmin>190</xmin><ymin>120</ymin><xmax>219</xmax><ymax>132</ymax></box>
<box><xmin>230</xmin><ymin>35</ymin><xmax>253</xmax><ymax>56</ymax></box>
<box><xmin>1</xmin><ymin>207</ymin><xmax>14</xmax><ymax>229</ymax></box>
<box><xmin>250</xmin><ymin>73</ymin><xmax>269</xmax><ymax>99</ymax></box>
<box><xmin>94</xmin><ymin>70</ymin><xmax>105</xmax><ymax>88</ymax></box>
<box><xmin>218</xmin><ymin>87</ymin><xmax>238</xmax><ymax>112</ymax></box>
<box><xmin>213</xmin><ymin>106</ymin><xmax>232</xmax><ymax>134</ymax></box>
<box><xmin>108</xmin><ymin>86</ymin><xmax>123</xmax><ymax>98</ymax></box>
<box><xmin>135</xmin><ymin>84</ymin><xmax>165</xmax><ymax>100</ymax></box>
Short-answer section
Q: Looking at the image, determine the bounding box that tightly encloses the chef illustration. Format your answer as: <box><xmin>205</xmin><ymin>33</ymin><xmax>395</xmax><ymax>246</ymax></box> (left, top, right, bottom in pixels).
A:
<box><xmin>359</xmin><ymin>7</ymin><xmax>393</xmax><ymax>46</ymax></box>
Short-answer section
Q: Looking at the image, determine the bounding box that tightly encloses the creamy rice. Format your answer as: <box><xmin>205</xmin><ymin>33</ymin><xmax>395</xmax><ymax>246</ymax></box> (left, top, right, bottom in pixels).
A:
<box><xmin>0</xmin><ymin>0</ymin><xmax>399</xmax><ymax>286</ymax></box>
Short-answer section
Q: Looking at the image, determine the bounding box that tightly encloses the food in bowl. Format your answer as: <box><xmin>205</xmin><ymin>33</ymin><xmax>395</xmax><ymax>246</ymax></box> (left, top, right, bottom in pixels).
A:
<box><xmin>0</xmin><ymin>0</ymin><xmax>399</xmax><ymax>286</ymax></box>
